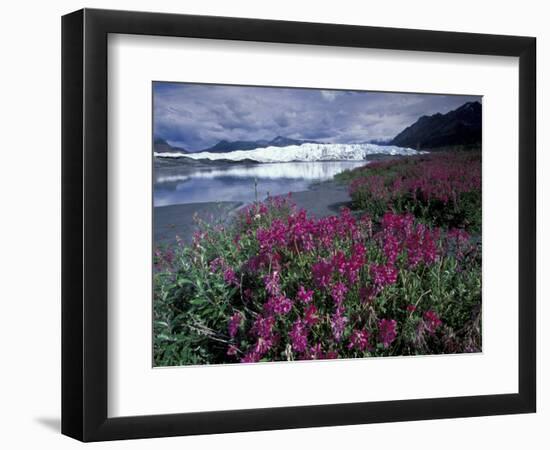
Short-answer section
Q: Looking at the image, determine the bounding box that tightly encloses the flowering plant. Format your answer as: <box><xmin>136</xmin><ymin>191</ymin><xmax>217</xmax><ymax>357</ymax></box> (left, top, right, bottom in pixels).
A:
<box><xmin>154</xmin><ymin>189</ymin><xmax>481</xmax><ymax>366</ymax></box>
<box><xmin>342</xmin><ymin>152</ymin><xmax>481</xmax><ymax>232</ymax></box>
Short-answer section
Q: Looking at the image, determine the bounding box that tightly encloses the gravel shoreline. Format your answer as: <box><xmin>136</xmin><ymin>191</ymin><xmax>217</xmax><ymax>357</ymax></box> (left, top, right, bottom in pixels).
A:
<box><xmin>154</xmin><ymin>180</ymin><xmax>353</xmax><ymax>246</ymax></box>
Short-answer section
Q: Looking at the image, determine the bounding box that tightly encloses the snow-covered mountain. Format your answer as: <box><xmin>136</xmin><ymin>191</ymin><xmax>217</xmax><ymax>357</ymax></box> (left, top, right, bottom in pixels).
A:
<box><xmin>155</xmin><ymin>142</ymin><xmax>421</xmax><ymax>163</ymax></box>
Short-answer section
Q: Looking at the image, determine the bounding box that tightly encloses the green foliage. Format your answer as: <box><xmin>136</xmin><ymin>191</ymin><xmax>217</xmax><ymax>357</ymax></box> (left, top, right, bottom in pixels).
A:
<box><xmin>153</xmin><ymin>195</ymin><xmax>481</xmax><ymax>366</ymax></box>
<box><xmin>340</xmin><ymin>151</ymin><xmax>482</xmax><ymax>232</ymax></box>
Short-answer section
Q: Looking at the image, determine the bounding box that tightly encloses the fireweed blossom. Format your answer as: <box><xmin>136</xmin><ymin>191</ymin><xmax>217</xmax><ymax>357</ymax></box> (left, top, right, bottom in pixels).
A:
<box><xmin>297</xmin><ymin>285</ymin><xmax>314</xmax><ymax>304</ymax></box>
<box><xmin>348</xmin><ymin>329</ymin><xmax>372</xmax><ymax>352</ymax></box>
<box><xmin>382</xmin><ymin>233</ymin><xmax>400</xmax><ymax>265</ymax></box>
<box><xmin>223</xmin><ymin>268</ymin><xmax>239</xmax><ymax>286</ymax></box>
<box><xmin>331</xmin><ymin>251</ymin><xmax>347</xmax><ymax>276</ymax></box>
<box><xmin>371</xmin><ymin>264</ymin><xmax>398</xmax><ymax>288</ymax></box>
<box><xmin>330</xmin><ymin>282</ymin><xmax>349</xmax><ymax>306</ymax></box>
<box><xmin>423</xmin><ymin>310</ymin><xmax>443</xmax><ymax>334</ymax></box>
<box><xmin>312</xmin><ymin>260</ymin><xmax>333</xmax><ymax>289</ymax></box>
<box><xmin>349</xmin><ymin>152</ymin><xmax>481</xmax><ymax>213</ymax></box>
<box><xmin>289</xmin><ymin>320</ymin><xmax>309</xmax><ymax>353</ymax></box>
<box><xmin>379</xmin><ymin>212</ymin><xmax>439</xmax><ymax>268</ymax></box>
<box><xmin>240</xmin><ymin>315</ymin><xmax>279</xmax><ymax>362</ymax></box>
<box><xmin>209</xmin><ymin>257</ymin><xmax>241</xmax><ymax>287</ymax></box>
<box><xmin>240</xmin><ymin>352</ymin><xmax>260</xmax><ymax>363</ymax></box>
<box><xmin>228</xmin><ymin>312</ymin><xmax>242</xmax><ymax>338</ymax></box>
<box><xmin>378</xmin><ymin>319</ymin><xmax>398</xmax><ymax>348</ymax></box>
<box><xmin>264</xmin><ymin>295</ymin><xmax>293</xmax><ymax>316</ymax></box>
<box><xmin>308</xmin><ymin>343</ymin><xmax>325</xmax><ymax>360</ymax></box>
<box><xmin>345</xmin><ymin>243</ymin><xmax>367</xmax><ymax>283</ymax></box>
<box><xmin>303</xmin><ymin>304</ymin><xmax>320</xmax><ymax>327</ymax></box>
<box><xmin>155</xmin><ymin>172</ymin><xmax>481</xmax><ymax>366</ymax></box>
<box><xmin>263</xmin><ymin>271</ymin><xmax>281</xmax><ymax>296</ymax></box>
<box><xmin>251</xmin><ymin>316</ymin><xmax>275</xmax><ymax>340</ymax></box>
<box><xmin>330</xmin><ymin>306</ymin><xmax>348</xmax><ymax>342</ymax></box>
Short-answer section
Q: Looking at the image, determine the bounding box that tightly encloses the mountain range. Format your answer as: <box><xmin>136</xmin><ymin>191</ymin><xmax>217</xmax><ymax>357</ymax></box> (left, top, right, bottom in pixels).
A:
<box><xmin>154</xmin><ymin>101</ymin><xmax>481</xmax><ymax>155</ymax></box>
<box><xmin>153</xmin><ymin>137</ymin><xmax>188</xmax><ymax>154</ymax></box>
<box><xmin>153</xmin><ymin>135</ymin><xmax>320</xmax><ymax>154</ymax></box>
<box><xmin>203</xmin><ymin>136</ymin><xmax>320</xmax><ymax>153</ymax></box>
<box><xmin>390</xmin><ymin>101</ymin><xmax>481</xmax><ymax>150</ymax></box>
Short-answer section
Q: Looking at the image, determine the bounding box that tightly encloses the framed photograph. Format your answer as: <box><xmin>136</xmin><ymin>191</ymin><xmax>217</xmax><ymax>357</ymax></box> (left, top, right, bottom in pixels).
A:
<box><xmin>62</xmin><ymin>8</ymin><xmax>536</xmax><ymax>441</ymax></box>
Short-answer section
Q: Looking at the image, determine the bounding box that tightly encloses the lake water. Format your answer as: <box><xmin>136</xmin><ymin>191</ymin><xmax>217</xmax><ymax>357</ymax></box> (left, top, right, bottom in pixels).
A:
<box><xmin>154</xmin><ymin>160</ymin><xmax>367</xmax><ymax>207</ymax></box>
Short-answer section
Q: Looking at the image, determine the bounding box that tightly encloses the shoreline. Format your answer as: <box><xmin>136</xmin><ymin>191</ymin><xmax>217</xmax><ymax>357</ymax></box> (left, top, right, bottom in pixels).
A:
<box><xmin>154</xmin><ymin>179</ymin><xmax>353</xmax><ymax>246</ymax></box>
<box><xmin>153</xmin><ymin>153</ymin><xmax>426</xmax><ymax>246</ymax></box>
<box><xmin>154</xmin><ymin>201</ymin><xmax>243</xmax><ymax>246</ymax></box>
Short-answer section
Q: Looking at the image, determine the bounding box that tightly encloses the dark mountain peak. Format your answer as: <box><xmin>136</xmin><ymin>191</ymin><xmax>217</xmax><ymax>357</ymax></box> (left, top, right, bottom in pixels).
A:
<box><xmin>450</xmin><ymin>101</ymin><xmax>481</xmax><ymax>116</ymax></box>
<box><xmin>457</xmin><ymin>100</ymin><xmax>481</xmax><ymax>110</ymax></box>
<box><xmin>153</xmin><ymin>136</ymin><xmax>187</xmax><ymax>154</ymax></box>
<box><xmin>390</xmin><ymin>101</ymin><xmax>482</xmax><ymax>150</ymax></box>
<box><xmin>203</xmin><ymin>135</ymin><xmax>320</xmax><ymax>153</ymax></box>
<box><xmin>205</xmin><ymin>139</ymin><xmax>267</xmax><ymax>153</ymax></box>
<box><xmin>269</xmin><ymin>136</ymin><xmax>301</xmax><ymax>146</ymax></box>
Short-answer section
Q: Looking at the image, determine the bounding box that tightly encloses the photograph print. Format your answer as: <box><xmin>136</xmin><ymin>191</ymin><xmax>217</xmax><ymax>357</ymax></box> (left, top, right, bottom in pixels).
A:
<box><xmin>153</xmin><ymin>82</ymin><xmax>482</xmax><ymax>367</ymax></box>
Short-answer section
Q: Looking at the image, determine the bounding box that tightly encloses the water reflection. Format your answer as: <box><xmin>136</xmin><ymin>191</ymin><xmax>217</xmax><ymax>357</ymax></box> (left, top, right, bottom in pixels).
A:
<box><xmin>154</xmin><ymin>161</ymin><xmax>367</xmax><ymax>207</ymax></box>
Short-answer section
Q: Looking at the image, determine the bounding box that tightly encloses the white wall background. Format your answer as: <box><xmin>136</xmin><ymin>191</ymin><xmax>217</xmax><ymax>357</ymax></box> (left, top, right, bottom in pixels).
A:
<box><xmin>0</xmin><ymin>0</ymin><xmax>546</xmax><ymax>448</ymax></box>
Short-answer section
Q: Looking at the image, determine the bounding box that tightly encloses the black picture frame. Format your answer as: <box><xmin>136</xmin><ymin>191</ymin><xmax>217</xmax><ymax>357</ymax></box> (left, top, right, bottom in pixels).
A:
<box><xmin>62</xmin><ymin>8</ymin><xmax>536</xmax><ymax>442</ymax></box>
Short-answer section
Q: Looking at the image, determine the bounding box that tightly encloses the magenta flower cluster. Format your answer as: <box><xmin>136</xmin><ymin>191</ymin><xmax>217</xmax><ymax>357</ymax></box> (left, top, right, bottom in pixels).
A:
<box><xmin>350</xmin><ymin>152</ymin><xmax>481</xmax><ymax>207</ymax></box>
<box><xmin>206</xmin><ymin>194</ymin><xmax>465</xmax><ymax>364</ymax></box>
<box><xmin>379</xmin><ymin>212</ymin><xmax>439</xmax><ymax>268</ymax></box>
<box><xmin>346</xmin><ymin>152</ymin><xmax>482</xmax><ymax>236</ymax></box>
<box><xmin>378</xmin><ymin>319</ymin><xmax>398</xmax><ymax>348</ymax></box>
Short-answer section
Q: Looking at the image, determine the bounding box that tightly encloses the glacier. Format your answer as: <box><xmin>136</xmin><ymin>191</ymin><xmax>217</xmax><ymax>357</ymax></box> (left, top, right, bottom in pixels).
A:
<box><xmin>154</xmin><ymin>142</ymin><xmax>422</xmax><ymax>163</ymax></box>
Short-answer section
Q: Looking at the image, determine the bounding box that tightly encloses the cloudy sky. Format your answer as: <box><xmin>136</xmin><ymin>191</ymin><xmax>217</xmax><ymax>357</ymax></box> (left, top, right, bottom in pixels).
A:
<box><xmin>153</xmin><ymin>82</ymin><xmax>481</xmax><ymax>151</ymax></box>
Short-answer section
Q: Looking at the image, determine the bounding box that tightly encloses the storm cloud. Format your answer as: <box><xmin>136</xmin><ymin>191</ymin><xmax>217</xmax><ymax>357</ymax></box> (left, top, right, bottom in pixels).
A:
<box><xmin>153</xmin><ymin>82</ymin><xmax>481</xmax><ymax>151</ymax></box>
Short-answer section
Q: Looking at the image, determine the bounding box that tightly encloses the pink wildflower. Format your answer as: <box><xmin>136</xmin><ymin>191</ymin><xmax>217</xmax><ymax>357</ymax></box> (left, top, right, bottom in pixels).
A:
<box><xmin>264</xmin><ymin>295</ymin><xmax>293</xmax><ymax>316</ymax></box>
<box><xmin>312</xmin><ymin>260</ymin><xmax>333</xmax><ymax>289</ymax></box>
<box><xmin>378</xmin><ymin>319</ymin><xmax>398</xmax><ymax>348</ymax></box>
<box><xmin>348</xmin><ymin>329</ymin><xmax>372</xmax><ymax>352</ymax></box>
<box><xmin>330</xmin><ymin>306</ymin><xmax>348</xmax><ymax>341</ymax></box>
<box><xmin>423</xmin><ymin>310</ymin><xmax>443</xmax><ymax>334</ymax></box>
<box><xmin>251</xmin><ymin>316</ymin><xmax>275</xmax><ymax>340</ymax></box>
<box><xmin>371</xmin><ymin>264</ymin><xmax>398</xmax><ymax>287</ymax></box>
<box><xmin>263</xmin><ymin>271</ymin><xmax>281</xmax><ymax>296</ymax></box>
<box><xmin>330</xmin><ymin>282</ymin><xmax>348</xmax><ymax>306</ymax></box>
<box><xmin>223</xmin><ymin>268</ymin><xmax>239</xmax><ymax>286</ymax></box>
<box><xmin>331</xmin><ymin>251</ymin><xmax>347</xmax><ymax>276</ymax></box>
<box><xmin>303</xmin><ymin>304</ymin><xmax>320</xmax><ymax>327</ymax></box>
<box><xmin>297</xmin><ymin>285</ymin><xmax>314</xmax><ymax>304</ymax></box>
<box><xmin>289</xmin><ymin>320</ymin><xmax>308</xmax><ymax>353</ymax></box>
<box><xmin>308</xmin><ymin>343</ymin><xmax>324</xmax><ymax>360</ymax></box>
<box><xmin>228</xmin><ymin>312</ymin><xmax>242</xmax><ymax>338</ymax></box>
<box><xmin>241</xmin><ymin>352</ymin><xmax>260</xmax><ymax>363</ymax></box>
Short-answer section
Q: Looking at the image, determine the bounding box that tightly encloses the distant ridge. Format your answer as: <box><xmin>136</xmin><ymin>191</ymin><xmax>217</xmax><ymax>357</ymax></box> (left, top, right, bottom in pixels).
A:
<box><xmin>202</xmin><ymin>136</ymin><xmax>320</xmax><ymax>153</ymax></box>
<box><xmin>390</xmin><ymin>101</ymin><xmax>482</xmax><ymax>150</ymax></box>
<box><xmin>153</xmin><ymin>137</ymin><xmax>188</xmax><ymax>154</ymax></box>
